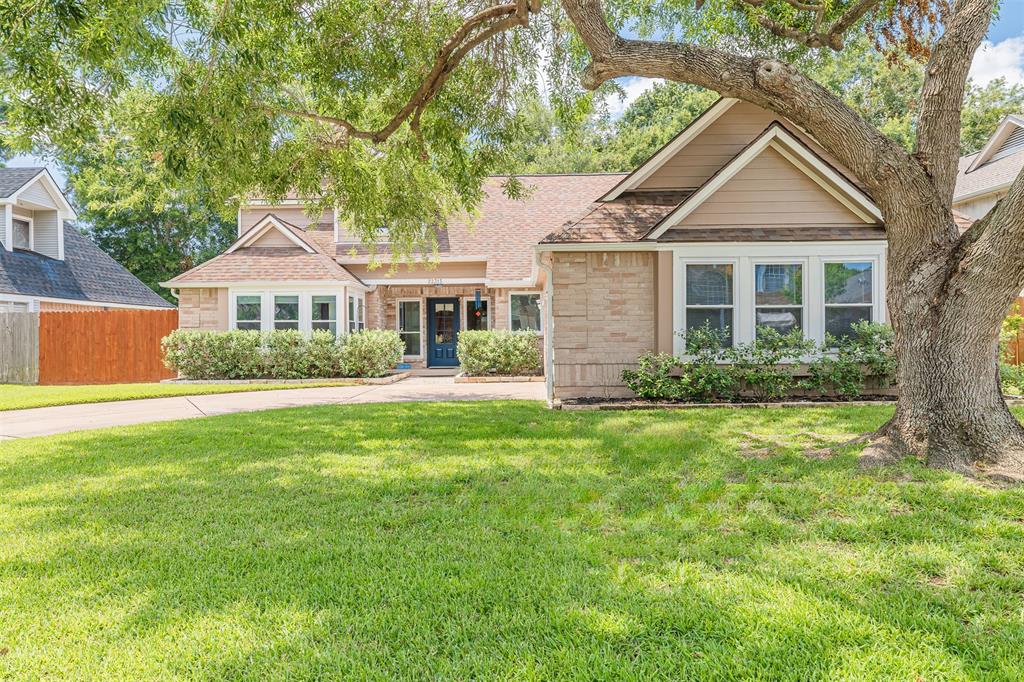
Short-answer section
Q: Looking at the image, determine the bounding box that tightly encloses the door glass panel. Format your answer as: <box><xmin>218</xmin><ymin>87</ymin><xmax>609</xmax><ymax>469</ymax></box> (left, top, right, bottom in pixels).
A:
<box><xmin>466</xmin><ymin>299</ymin><xmax>488</xmax><ymax>331</ymax></box>
<box><xmin>399</xmin><ymin>300</ymin><xmax>421</xmax><ymax>355</ymax></box>
<box><xmin>434</xmin><ymin>302</ymin><xmax>454</xmax><ymax>345</ymax></box>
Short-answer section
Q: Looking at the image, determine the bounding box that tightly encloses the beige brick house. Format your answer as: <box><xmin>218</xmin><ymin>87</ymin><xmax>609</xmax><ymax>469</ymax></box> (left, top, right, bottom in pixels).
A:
<box><xmin>166</xmin><ymin>98</ymin><xmax>891</xmax><ymax>399</ymax></box>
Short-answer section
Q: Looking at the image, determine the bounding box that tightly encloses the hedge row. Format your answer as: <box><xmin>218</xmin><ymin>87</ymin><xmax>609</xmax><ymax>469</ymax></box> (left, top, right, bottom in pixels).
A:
<box><xmin>162</xmin><ymin>329</ymin><xmax>404</xmax><ymax>379</ymax></box>
<box><xmin>456</xmin><ymin>330</ymin><xmax>541</xmax><ymax>376</ymax></box>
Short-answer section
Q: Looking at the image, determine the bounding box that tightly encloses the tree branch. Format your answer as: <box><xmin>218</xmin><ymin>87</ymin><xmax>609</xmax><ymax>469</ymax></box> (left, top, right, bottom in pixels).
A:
<box><xmin>263</xmin><ymin>0</ymin><xmax>539</xmax><ymax>145</ymax></box>
<box><xmin>915</xmin><ymin>0</ymin><xmax>996</xmax><ymax>205</ymax></box>
<box><xmin>733</xmin><ymin>0</ymin><xmax>880</xmax><ymax>50</ymax></box>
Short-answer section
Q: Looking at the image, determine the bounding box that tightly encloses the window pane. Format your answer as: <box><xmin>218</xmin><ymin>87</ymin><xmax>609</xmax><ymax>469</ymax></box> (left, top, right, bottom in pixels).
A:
<box><xmin>685</xmin><ymin>308</ymin><xmax>733</xmax><ymax>347</ymax></box>
<box><xmin>826</xmin><ymin>306</ymin><xmax>872</xmax><ymax>339</ymax></box>
<box><xmin>400</xmin><ymin>332</ymin><xmax>421</xmax><ymax>356</ymax></box>
<box><xmin>825</xmin><ymin>262</ymin><xmax>873</xmax><ymax>304</ymax></box>
<box><xmin>273</xmin><ymin>295</ymin><xmax>298</xmax><ymax>330</ymax></box>
<box><xmin>756</xmin><ymin>308</ymin><xmax>803</xmax><ymax>336</ymax></box>
<box><xmin>755</xmin><ymin>264</ymin><xmax>802</xmax><ymax>305</ymax></box>
<box><xmin>510</xmin><ymin>294</ymin><xmax>541</xmax><ymax>331</ymax></box>
<box><xmin>357</xmin><ymin>298</ymin><xmax>365</xmax><ymax>330</ymax></box>
<box><xmin>236</xmin><ymin>295</ymin><xmax>261</xmax><ymax>324</ymax></box>
<box><xmin>312</xmin><ymin>321</ymin><xmax>337</xmax><ymax>334</ymax></box>
<box><xmin>348</xmin><ymin>296</ymin><xmax>355</xmax><ymax>332</ymax></box>
<box><xmin>686</xmin><ymin>264</ymin><xmax>733</xmax><ymax>306</ymax></box>
<box><xmin>312</xmin><ymin>296</ymin><xmax>336</xmax><ymax>321</ymax></box>
<box><xmin>236</xmin><ymin>321</ymin><xmax>261</xmax><ymax>331</ymax></box>
<box><xmin>398</xmin><ymin>301</ymin><xmax>421</xmax><ymax>356</ymax></box>
<box><xmin>466</xmin><ymin>299</ymin><xmax>488</xmax><ymax>331</ymax></box>
<box><xmin>13</xmin><ymin>220</ymin><xmax>29</xmax><ymax>249</ymax></box>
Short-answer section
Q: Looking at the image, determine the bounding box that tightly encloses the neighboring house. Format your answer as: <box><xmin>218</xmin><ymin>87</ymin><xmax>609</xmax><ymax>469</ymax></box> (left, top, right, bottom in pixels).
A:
<box><xmin>167</xmin><ymin>98</ymin><xmax>891</xmax><ymax>397</ymax></box>
<box><xmin>954</xmin><ymin>114</ymin><xmax>1024</xmax><ymax>220</ymax></box>
<box><xmin>0</xmin><ymin>167</ymin><xmax>173</xmax><ymax>312</ymax></box>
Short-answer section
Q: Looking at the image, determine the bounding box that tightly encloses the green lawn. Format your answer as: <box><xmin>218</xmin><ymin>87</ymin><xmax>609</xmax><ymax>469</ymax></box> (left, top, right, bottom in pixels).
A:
<box><xmin>2</xmin><ymin>402</ymin><xmax>1023</xmax><ymax>680</ymax></box>
<box><xmin>0</xmin><ymin>381</ymin><xmax>357</xmax><ymax>411</ymax></box>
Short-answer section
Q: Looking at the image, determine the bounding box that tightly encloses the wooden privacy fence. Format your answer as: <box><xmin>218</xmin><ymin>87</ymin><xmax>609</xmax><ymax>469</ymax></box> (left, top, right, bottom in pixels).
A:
<box><xmin>1005</xmin><ymin>297</ymin><xmax>1024</xmax><ymax>366</ymax></box>
<box><xmin>37</xmin><ymin>309</ymin><xmax>178</xmax><ymax>385</ymax></box>
<box><xmin>0</xmin><ymin>312</ymin><xmax>40</xmax><ymax>384</ymax></box>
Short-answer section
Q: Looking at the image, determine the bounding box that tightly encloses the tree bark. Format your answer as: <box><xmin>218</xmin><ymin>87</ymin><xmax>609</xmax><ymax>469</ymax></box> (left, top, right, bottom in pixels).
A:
<box><xmin>560</xmin><ymin>0</ymin><xmax>1024</xmax><ymax>478</ymax></box>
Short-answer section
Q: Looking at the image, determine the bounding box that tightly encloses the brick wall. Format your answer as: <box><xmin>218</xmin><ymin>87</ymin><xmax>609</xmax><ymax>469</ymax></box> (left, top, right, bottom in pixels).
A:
<box><xmin>177</xmin><ymin>288</ymin><xmax>227</xmax><ymax>330</ymax></box>
<box><xmin>551</xmin><ymin>252</ymin><xmax>656</xmax><ymax>398</ymax></box>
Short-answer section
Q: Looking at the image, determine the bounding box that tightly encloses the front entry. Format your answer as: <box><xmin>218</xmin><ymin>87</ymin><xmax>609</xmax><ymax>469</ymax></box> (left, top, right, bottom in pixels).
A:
<box><xmin>427</xmin><ymin>298</ymin><xmax>460</xmax><ymax>367</ymax></box>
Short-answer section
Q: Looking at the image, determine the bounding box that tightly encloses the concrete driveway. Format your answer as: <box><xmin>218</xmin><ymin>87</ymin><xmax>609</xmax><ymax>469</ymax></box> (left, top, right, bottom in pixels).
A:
<box><xmin>0</xmin><ymin>376</ymin><xmax>546</xmax><ymax>439</ymax></box>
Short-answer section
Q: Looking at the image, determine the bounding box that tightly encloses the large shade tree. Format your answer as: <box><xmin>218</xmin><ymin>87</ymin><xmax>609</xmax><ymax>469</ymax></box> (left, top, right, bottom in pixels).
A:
<box><xmin>3</xmin><ymin>0</ymin><xmax>1023</xmax><ymax>477</ymax></box>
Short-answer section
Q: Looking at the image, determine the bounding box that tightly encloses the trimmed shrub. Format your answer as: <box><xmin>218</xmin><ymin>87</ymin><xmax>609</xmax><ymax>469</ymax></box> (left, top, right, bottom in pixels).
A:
<box><xmin>162</xmin><ymin>329</ymin><xmax>403</xmax><ymax>379</ymax></box>
<box><xmin>725</xmin><ymin>327</ymin><xmax>816</xmax><ymax>402</ymax></box>
<box><xmin>621</xmin><ymin>325</ymin><xmax>735</xmax><ymax>402</ymax></box>
<box><xmin>162</xmin><ymin>330</ymin><xmax>263</xmax><ymax>380</ymax></box>
<box><xmin>339</xmin><ymin>330</ymin><xmax>404</xmax><ymax>378</ymax></box>
<box><xmin>457</xmin><ymin>330</ymin><xmax>542</xmax><ymax>376</ymax></box>
<box><xmin>801</xmin><ymin>321</ymin><xmax>896</xmax><ymax>399</ymax></box>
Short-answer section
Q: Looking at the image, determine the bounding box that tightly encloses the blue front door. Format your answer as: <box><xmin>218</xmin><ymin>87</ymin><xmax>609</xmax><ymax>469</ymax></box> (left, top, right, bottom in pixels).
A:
<box><xmin>427</xmin><ymin>298</ymin><xmax>460</xmax><ymax>367</ymax></box>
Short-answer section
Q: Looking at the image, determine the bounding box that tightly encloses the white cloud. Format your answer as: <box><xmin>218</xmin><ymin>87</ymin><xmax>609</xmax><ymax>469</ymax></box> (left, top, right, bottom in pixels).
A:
<box><xmin>606</xmin><ymin>77</ymin><xmax>664</xmax><ymax>118</ymax></box>
<box><xmin>969</xmin><ymin>37</ymin><xmax>1024</xmax><ymax>86</ymax></box>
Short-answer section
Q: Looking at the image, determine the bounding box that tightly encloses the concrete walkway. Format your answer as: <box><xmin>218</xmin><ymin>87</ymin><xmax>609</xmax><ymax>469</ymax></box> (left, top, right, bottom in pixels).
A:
<box><xmin>0</xmin><ymin>376</ymin><xmax>546</xmax><ymax>439</ymax></box>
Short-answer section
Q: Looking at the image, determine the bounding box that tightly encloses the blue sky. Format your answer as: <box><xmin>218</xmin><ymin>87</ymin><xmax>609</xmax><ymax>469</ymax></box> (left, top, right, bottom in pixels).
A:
<box><xmin>10</xmin><ymin>3</ymin><xmax>1024</xmax><ymax>188</ymax></box>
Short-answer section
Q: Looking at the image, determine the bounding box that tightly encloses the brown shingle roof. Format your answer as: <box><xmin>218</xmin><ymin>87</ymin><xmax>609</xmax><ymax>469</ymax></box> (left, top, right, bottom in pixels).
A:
<box><xmin>168</xmin><ymin>246</ymin><xmax>363</xmax><ymax>285</ymax></box>
<box><xmin>540</xmin><ymin>191</ymin><xmax>690</xmax><ymax>244</ymax></box>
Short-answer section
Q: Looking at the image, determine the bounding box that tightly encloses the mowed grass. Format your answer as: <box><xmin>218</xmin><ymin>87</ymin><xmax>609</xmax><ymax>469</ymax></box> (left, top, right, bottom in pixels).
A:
<box><xmin>2</xmin><ymin>402</ymin><xmax>1024</xmax><ymax>680</ymax></box>
<box><xmin>0</xmin><ymin>381</ymin><xmax>357</xmax><ymax>411</ymax></box>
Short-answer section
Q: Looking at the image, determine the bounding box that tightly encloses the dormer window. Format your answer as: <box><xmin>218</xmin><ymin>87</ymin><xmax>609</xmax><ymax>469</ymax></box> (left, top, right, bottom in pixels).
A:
<box><xmin>13</xmin><ymin>218</ymin><xmax>31</xmax><ymax>250</ymax></box>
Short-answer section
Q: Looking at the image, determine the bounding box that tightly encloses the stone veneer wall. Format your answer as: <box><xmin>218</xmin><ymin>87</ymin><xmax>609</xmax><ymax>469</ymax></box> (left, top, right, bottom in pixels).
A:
<box><xmin>551</xmin><ymin>252</ymin><xmax>656</xmax><ymax>398</ymax></box>
<box><xmin>177</xmin><ymin>288</ymin><xmax>228</xmax><ymax>330</ymax></box>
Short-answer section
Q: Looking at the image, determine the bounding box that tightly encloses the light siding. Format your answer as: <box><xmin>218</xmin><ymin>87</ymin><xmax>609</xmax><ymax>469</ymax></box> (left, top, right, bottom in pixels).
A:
<box><xmin>240</xmin><ymin>206</ymin><xmax>333</xmax><ymax>234</ymax></box>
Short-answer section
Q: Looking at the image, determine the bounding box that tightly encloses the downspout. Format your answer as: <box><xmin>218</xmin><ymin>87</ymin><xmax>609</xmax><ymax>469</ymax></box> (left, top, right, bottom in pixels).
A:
<box><xmin>534</xmin><ymin>247</ymin><xmax>555</xmax><ymax>407</ymax></box>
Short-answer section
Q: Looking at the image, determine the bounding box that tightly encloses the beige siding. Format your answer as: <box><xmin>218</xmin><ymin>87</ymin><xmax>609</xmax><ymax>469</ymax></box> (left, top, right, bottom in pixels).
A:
<box><xmin>638</xmin><ymin>101</ymin><xmax>857</xmax><ymax>192</ymax></box>
<box><xmin>344</xmin><ymin>261</ymin><xmax>488</xmax><ymax>282</ymax></box>
<box><xmin>680</xmin><ymin>146</ymin><xmax>867</xmax><ymax>227</ymax></box>
<box><xmin>18</xmin><ymin>180</ymin><xmax>59</xmax><ymax>209</ymax></box>
<box><xmin>954</xmin><ymin>192</ymin><xmax>1005</xmax><ymax>220</ymax></box>
<box><xmin>178</xmin><ymin>288</ymin><xmax>228</xmax><ymax>330</ymax></box>
<box><xmin>551</xmin><ymin>252</ymin><xmax>656</xmax><ymax>399</ymax></box>
<box><xmin>240</xmin><ymin>206</ymin><xmax>333</xmax><ymax>234</ymax></box>
<box><xmin>249</xmin><ymin>228</ymin><xmax>295</xmax><ymax>247</ymax></box>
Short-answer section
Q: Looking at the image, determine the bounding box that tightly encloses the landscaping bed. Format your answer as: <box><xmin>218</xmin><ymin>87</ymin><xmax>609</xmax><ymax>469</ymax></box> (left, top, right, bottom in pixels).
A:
<box><xmin>161</xmin><ymin>371</ymin><xmax>409</xmax><ymax>386</ymax></box>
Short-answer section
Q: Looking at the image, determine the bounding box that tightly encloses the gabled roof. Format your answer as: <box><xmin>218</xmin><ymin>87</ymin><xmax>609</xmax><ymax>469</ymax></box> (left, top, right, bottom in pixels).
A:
<box><xmin>965</xmin><ymin>114</ymin><xmax>1024</xmax><ymax>173</ymax></box>
<box><xmin>540</xmin><ymin>191</ymin><xmax>690</xmax><ymax>244</ymax></box>
<box><xmin>0</xmin><ymin>167</ymin><xmax>77</xmax><ymax>217</ymax></box>
<box><xmin>0</xmin><ymin>222</ymin><xmax>173</xmax><ymax>308</ymax></box>
<box><xmin>226</xmin><ymin>214</ymin><xmax>316</xmax><ymax>253</ymax></box>
<box><xmin>644</xmin><ymin>122</ymin><xmax>881</xmax><ymax>240</ymax></box>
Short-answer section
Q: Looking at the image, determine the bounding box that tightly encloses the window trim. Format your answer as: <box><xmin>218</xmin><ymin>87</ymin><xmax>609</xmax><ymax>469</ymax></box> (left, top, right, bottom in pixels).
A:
<box><xmin>508</xmin><ymin>291</ymin><xmax>544</xmax><ymax>333</ymax></box>
<box><xmin>232</xmin><ymin>292</ymin><xmax>263</xmax><ymax>331</ymax></box>
<box><xmin>12</xmin><ymin>215</ymin><xmax>33</xmax><ymax>251</ymax></box>
<box><xmin>461</xmin><ymin>295</ymin><xmax>492</xmax><ymax>333</ymax></box>
<box><xmin>679</xmin><ymin>259</ymin><xmax>738</xmax><ymax>351</ymax></box>
<box><xmin>396</xmin><ymin>298</ymin><xmax>424</xmax><ymax>359</ymax></box>
<box><xmin>229</xmin><ymin>289</ymin><xmax>348</xmax><ymax>334</ymax></box>
<box><xmin>752</xmin><ymin>259</ymin><xmax>807</xmax><ymax>339</ymax></box>
<box><xmin>311</xmin><ymin>294</ymin><xmax>339</xmax><ymax>336</ymax></box>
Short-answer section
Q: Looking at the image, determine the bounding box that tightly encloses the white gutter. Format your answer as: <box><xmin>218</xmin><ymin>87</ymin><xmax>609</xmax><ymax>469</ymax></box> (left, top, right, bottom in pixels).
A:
<box><xmin>534</xmin><ymin>249</ymin><xmax>555</xmax><ymax>406</ymax></box>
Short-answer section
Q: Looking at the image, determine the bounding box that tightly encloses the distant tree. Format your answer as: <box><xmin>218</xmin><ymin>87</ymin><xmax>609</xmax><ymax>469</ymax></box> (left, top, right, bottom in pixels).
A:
<box><xmin>65</xmin><ymin>134</ymin><xmax>235</xmax><ymax>301</ymax></box>
<box><xmin>961</xmin><ymin>78</ymin><xmax>1024</xmax><ymax>153</ymax></box>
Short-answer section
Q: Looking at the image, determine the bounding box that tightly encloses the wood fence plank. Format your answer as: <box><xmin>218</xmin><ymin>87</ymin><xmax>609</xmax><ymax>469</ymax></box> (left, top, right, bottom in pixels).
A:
<box><xmin>0</xmin><ymin>312</ymin><xmax>40</xmax><ymax>384</ymax></box>
<box><xmin>37</xmin><ymin>309</ymin><xmax>178</xmax><ymax>384</ymax></box>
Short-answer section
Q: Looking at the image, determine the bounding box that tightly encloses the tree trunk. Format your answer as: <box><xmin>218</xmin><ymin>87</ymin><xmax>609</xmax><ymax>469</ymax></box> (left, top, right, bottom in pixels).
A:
<box><xmin>869</xmin><ymin>238</ymin><xmax>1024</xmax><ymax>480</ymax></box>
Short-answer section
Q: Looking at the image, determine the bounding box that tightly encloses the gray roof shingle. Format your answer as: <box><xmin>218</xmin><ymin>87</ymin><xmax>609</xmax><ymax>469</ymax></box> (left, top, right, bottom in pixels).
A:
<box><xmin>0</xmin><ymin>222</ymin><xmax>174</xmax><ymax>308</ymax></box>
<box><xmin>0</xmin><ymin>167</ymin><xmax>47</xmax><ymax>198</ymax></box>
<box><xmin>955</xmin><ymin>147</ymin><xmax>1024</xmax><ymax>201</ymax></box>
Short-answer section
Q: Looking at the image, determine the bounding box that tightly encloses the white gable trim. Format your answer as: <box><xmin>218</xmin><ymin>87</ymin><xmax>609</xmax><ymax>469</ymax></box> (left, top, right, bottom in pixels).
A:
<box><xmin>1</xmin><ymin>169</ymin><xmax>78</xmax><ymax>219</ymax></box>
<box><xmin>645</xmin><ymin>125</ymin><xmax>881</xmax><ymax>240</ymax></box>
<box><xmin>225</xmin><ymin>215</ymin><xmax>315</xmax><ymax>254</ymax></box>
<box><xmin>966</xmin><ymin>114</ymin><xmax>1024</xmax><ymax>173</ymax></box>
<box><xmin>600</xmin><ymin>98</ymin><xmax>739</xmax><ymax>201</ymax></box>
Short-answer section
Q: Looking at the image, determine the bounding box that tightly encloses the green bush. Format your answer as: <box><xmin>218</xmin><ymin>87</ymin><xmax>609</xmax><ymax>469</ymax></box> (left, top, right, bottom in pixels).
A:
<box><xmin>456</xmin><ymin>330</ymin><xmax>541</xmax><ymax>376</ymax></box>
<box><xmin>621</xmin><ymin>353</ymin><xmax>685</xmax><ymax>399</ymax></box>
<box><xmin>621</xmin><ymin>325</ymin><xmax>735</xmax><ymax>402</ymax></box>
<box><xmin>162</xmin><ymin>329</ymin><xmax>402</xmax><ymax>379</ymax></box>
<box><xmin>801</xmin><ymin>321</ymin><xmax>896</xmax><ymax>399</ymax></box>
<box><xmin>339</xmin><ymin>330</ymin><xmax>405</xmax><ymax>378</ymax></box>
<box><xmin>725</xmin><ymin>327</ymin><xmax>816</xmax><ymax>402</ymax></box>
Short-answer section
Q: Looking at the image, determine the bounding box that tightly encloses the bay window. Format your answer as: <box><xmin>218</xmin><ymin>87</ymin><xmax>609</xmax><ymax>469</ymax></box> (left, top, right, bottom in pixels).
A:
<box><xmin>398</xmin><ymin>300</ymin><xmax>422</xmax><ymax>356</ymax></box>
<box><xmin>754</xmin><ymin>263</ymin><xmax>803</xmax><ymax>337</ymax></box>
<box><xmin>684</xmin><ymin>263</ymin><xmax>734</xmax><ymax>346</ymax></box>
<box><xmin>824</xmin><ymin>261</ymin><xmax>874</xmax><ymax>339</ymax></box>
<box><xmin>510</xmin><ymin>293</ymin><xmax>541</xmax><ymax>332</ymax></box>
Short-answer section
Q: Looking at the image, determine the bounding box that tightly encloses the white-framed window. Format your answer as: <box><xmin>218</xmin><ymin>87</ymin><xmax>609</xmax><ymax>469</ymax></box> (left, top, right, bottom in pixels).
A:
<box><xmin>509</xmin><ymin>292</ymin><xmax>542</xmax><ymax>332</ymax></box>
<box><xmin>273</xmin><ymin>294</ymin><xmax>300</xmax><ymax>330</ymax></box>
<box><xmin>397</xmin><ymin>299</ymin><xmax>422</xmax><ymax>357</ymax></box>
<box><xmin>463</xmin><ymin>296</ymin><xmax>490</xmax><ymax>332</ymax></box>
<box><xmin>12</xmin><ymin>217</ymin><xmax>32</xmax><ymax>250</ymax></box>
<box><xmin>753</xmin><ymin>262</ymin><xmax>804</xmax><ymax>338</ymax></box>
<box><xmin>311</xmin><ymin>295</ymin><xmax>337</xmax><ymax>335</ymax></box>
<box><xmin>683</xmin><ymin>262</ymin><xmax>735</xmax><ymax>346</ymax></box>
<box><xmin>823</xmin><ymin>261</ymin><xmax>874</xmax><ymax>339</ymax></box>
<box><xmin>348</xmin><ymin>294</ymin><xmax>365</xmax><ymax>333</ymax></box>
<box><xmin>235</xmin><ymin>294</ymin><xmax>262</xmax><ymax>331</ymax></box>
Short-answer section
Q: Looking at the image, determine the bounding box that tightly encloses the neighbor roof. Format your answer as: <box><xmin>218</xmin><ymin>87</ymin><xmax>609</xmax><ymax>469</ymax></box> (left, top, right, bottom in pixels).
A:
<box><xmin>0</xmin><ymin>168</ymin><xmax>46</xmax><ymax>198</ymax></box>
<box><xmin>955</xmin><ymin>148</ymin><xmax>1024</xmax><ymax>202</ymax></box>
<box><xmin>0</xmin><ymin>222</ymin><xmax>173</xmax><ymax>307</ymax></box>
